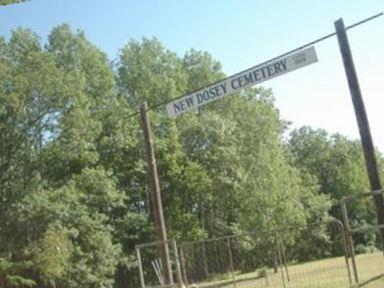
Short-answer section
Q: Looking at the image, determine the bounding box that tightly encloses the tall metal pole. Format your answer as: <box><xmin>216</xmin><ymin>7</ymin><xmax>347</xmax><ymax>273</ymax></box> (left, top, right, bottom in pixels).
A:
<box><xmin>140</xmin><ymin>101</ymin><xmax>173</xmax><ymax>285</ymax></box>
<box><xmin>335</xmin><ymin>18</ymin><xmax>384</xmax><ymax>234</ymax></box>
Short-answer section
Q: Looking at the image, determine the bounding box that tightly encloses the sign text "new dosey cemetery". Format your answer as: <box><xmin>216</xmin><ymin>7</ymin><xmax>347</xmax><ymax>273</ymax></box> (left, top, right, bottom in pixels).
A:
<box><xmin>166</xmin><ymin>46</ymin><xmax>318</xmax><ymax>117</ymax></box>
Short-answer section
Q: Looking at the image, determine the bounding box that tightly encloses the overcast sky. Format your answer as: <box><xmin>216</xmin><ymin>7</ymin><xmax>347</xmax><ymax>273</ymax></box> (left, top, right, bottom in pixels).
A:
<box><xmin>1</xmin><ymin>0</ymin><xmax>383</xmax><ymax>151</ymax></box>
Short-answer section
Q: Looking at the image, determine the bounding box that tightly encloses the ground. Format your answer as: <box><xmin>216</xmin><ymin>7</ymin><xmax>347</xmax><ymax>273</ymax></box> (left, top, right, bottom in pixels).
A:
<box><xmin>191</xmin><ymin>252</ymin><xmax>384</xmax><ymax>288</ymax></box>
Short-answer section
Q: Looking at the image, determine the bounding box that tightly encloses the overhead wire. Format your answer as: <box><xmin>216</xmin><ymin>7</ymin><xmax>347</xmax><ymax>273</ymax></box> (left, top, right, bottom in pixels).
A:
<box><xmin>119</xmin><ymin>12</ymin><xmax>383</xmax><ymax>121</ymax></box>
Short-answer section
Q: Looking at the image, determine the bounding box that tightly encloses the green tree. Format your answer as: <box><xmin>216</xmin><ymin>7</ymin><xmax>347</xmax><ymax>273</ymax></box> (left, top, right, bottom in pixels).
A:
<box><xmin>289</xmin><ymin>127</ymin><xmax>372</xmax><ymax>216</ymax></box>
<box><xmin>289</xmin><ymin>126</ymin><xmax>378</xmax><ymax>250</ymax></box>
<box><xmin>118</xmin><ymin>37</ymin><xmax>187</xmax><ymax>107</ymax></box>
<box><xmin>33</xmin><ymin>225</ymin><xmax>70</xmax><ymax>287</ymax></box>
<box><xmin>0</xmin><ymin>26</ymin><xmax>128</xmax><ymax>287</ymax></box>
<box><xmin>0</xmin><ymin>24</ymin><xmax>351</xmax><ymax>287</ymax></box>
<box><xmin>15</xmin><ymin>168</ymin><xmax>123</xmax><ymax>288</ymax></box>
<box><xmin>0</xmin><ymin>0</ymin><xmax>29</xmax><ymax>7</ymax></box>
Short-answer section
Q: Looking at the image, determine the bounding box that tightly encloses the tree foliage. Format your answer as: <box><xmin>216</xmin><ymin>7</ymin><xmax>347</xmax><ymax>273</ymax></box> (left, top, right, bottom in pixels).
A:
<box><xmin>288</xmin><ymin>127</ymin><xmax>381</xmax><ymax>251</ymax></box>
<box><xmin>0</xmin><ymin>25</ymin><xmax>381</xmax><ymax>287</ymax></box>
<box><xmin>0</xmin><ymin>0</ymin><xmax>29</xmax><ymax>6</ymax></box>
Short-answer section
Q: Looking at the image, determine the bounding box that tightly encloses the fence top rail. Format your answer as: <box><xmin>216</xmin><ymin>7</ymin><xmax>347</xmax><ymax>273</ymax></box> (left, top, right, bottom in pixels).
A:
<box><xmin>351</xmin><ymin>223</ymin><xmax>384</xmax><ymax>234</ymax></box>
<box><xmin>180</xmin><ymin>218</ymin><xmax>344</xmax><ymax>246</ymax></box>
<box><xmin>135</xmin><ymin>238</ymin><xmax>174</xmax><ymax>249</ymax></box>
<box><xmin>149</xmin><ymin>284</ymin><xmax>179</xmax><ymax>288</ymax></box>
<box><xmin>181</xmin><ymin>235</ymin><xmax>237</xmax><ymax>246</ymax></box>
<box><xmin>134</xmin><ymin>218</ymin><xmax>344</xmax><ymax>249</ymax></box>
<box><xmin>340</xmin><ymin>189</ymin><xmax>384</xmax><ymax>205</ymax></box>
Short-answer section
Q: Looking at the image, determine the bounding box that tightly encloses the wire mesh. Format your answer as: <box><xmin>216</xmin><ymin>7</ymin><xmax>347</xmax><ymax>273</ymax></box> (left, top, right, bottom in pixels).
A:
<box><xmin>180</xmin><ymin>237</ymin><xmax>234</xmax><ymax>287</ymax></box>
<box><xmin>136</xmin><ymin>240</ymin><xmax>181</xmax><ymax>288</ymax></box>
<box><xmin>136</xmin><ymin>212</ymin><xmax>384</xmax><ymax>287</ymax></box>
<box><xmin>277</xmin><ymin>221</ymin><xmax>351</xmax><ymax>288</ymax></box>
<box><xmin>341</xmin><ymin>190</ymin><xmax>384</xmax><ymax>288</ymax></box>
<box><xmin>179</xmin><ymin>221</ymin><xmax>351</xmax><ymax>288</ymax></box>
<box><xmin>351</xmin><ymin>229</ymin><xmax>384</xmax><ymax>288</ymax></box>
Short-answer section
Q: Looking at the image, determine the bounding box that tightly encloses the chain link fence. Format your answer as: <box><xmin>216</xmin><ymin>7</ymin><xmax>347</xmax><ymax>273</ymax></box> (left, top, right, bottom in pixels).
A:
<box><xmin>179</xmin><ymin>220</ymin><xmax>350</xmax><ymax>288</ymax></box>
<box><xmin>340</xmin><ymin>189</ymin><xmax>384</xmax><ymax>288</ymax></box>
<box><xmin>136</xmin><ymin>239</ymin><xmax>183</xmax><ymax>288</ymax></box>
<box><xmin>136</xmin><ymin>192</ymin><xmax>384</xmax><ymax>288</ymax></box>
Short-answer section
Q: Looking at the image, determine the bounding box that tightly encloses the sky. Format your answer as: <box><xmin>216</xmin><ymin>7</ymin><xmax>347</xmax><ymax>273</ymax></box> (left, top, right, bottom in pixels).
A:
<box><xmin>1</xmin><ymin>0</ymin><xmax>383</xmax><ymax>152</ymax></box>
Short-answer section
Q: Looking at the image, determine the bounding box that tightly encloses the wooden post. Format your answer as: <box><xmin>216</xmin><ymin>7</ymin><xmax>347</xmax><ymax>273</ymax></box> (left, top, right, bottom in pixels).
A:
<box><xmin>335</xmin><ymin>18</ymin><xmax>384</xmax><ymax>236</ymax></box>
<box><xmin>140</xmin><ymin>102</ymin><xmax>173</xmax><ymax>285</ymax></box>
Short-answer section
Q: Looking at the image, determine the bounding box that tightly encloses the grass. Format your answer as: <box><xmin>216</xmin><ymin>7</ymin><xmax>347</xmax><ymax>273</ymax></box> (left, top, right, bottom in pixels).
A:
<box><xmin>190</xmin><ymin>252</ymin><xmax>384</xmax><ymax>288</ymax></box>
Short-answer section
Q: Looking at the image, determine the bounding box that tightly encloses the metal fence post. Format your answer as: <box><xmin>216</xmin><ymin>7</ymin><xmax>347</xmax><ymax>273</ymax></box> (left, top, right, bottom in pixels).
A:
<box><xmin>179</xmin><ymin>245</ymin><xmax>189</xmax><ymax>288</ymax></box>
<box><xmin>341</xmin><ymin>199</ymin><xmax>359</xmax><ymax>283</ymax></box>
<box><xmin>136</xmin><ymin>247</ymin><xmax>146</xmax><ymax>288</ymax></box>
<box><xmin>335</xmin><ymin>219</ymin><xmax>353</xmax><ymax>284</ymax></box>
<box><xmin>280</xmin><ymin>241</ymin><xmax>290</xmax><ymax>282</ymax></box>
<box><xmin>226</xmin><ymin>237</ymin><xmax>237</xmax><ymax>288</ymax></box>
<box><xmin>275</xmin><ymin>232</ymin><xmax>287</xmax><ymax>288</ymax></box>
<box><xmin>172</xmin><ymin>240</ymin><xmax>184</xmax><ymax>288</ymax></box>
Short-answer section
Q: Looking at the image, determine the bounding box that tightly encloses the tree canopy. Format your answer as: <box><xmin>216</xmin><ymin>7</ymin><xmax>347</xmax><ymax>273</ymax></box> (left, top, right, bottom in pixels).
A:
<box><xmin>0</xmin><ymin>25</ymin><xmax>382</xmax><ymax>287</ymax></box>
<box><xmin>0</xmin><ymin>0</ymin><xmax>29</xmax><ymax>6</ymax></box>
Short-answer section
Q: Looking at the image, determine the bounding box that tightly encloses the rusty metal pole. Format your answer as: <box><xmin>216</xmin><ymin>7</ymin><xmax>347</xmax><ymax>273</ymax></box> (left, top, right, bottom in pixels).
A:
<box><xmin>140</xmin><ymin>101</ymin><xmax>173</xmax><ymax>285</ymax></box>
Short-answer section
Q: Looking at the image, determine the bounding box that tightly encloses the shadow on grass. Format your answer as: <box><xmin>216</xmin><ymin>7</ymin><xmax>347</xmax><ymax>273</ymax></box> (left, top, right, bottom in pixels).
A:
<box><xmin>194</xmin><ymin>273</ymin><xmax>271</xmax><ymax>288</ymax></box>
<box><xmin>355</xmin><ymin>273</ymin><xmax>384</xmax><ymax>287</ymax></box>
